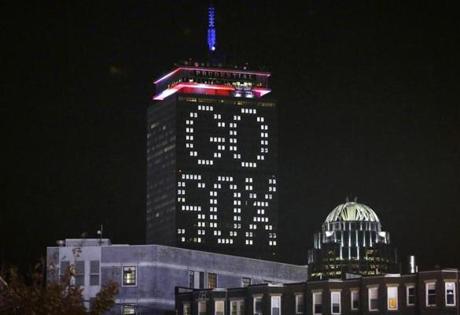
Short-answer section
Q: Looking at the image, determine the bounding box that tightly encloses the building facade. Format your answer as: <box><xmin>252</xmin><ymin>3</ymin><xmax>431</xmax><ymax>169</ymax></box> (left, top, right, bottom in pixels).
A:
<box><xmin>176</xmin><ymin>269</ymin><xmax>460</xmax><ymax>315</ymax></box>
<box><xmin>308</xmin><ymin>201</ymin><xmax>399</xmax><ymax>280</ymax></box>
<box><xmin>147</xmin><ymin>64</ymin><xmax>279</xmax><ymax>259</ymax></box>
<box><xmin>46</xmin><ymin>239</ymin><xmax>308</xmax><ymax>315</ymax></box>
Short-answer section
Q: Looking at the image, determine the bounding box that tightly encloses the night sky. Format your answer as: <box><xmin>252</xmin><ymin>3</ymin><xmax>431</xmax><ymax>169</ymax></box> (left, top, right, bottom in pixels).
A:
<box><xmin>2</xmin><ymin>1</ymin><xmax>459</xmax><ymax>271</ymax></box>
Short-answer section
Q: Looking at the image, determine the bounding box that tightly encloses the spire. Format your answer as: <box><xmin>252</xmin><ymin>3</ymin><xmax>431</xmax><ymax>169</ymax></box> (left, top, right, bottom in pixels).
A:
<box><xmin>207</xmin><ymin>3</ymin><xmax>216</xmax><ymax>52</ymax></box>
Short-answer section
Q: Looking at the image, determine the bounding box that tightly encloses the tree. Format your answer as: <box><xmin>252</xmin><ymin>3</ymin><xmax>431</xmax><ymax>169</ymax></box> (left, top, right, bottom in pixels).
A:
<box><xmin>0</xmin><ymin>262</ymin><xmax>118</xmax><ymax>315</ymax></box>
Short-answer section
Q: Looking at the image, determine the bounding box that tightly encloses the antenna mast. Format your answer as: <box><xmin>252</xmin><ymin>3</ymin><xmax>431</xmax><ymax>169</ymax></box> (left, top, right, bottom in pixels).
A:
<box><xmin>207</xmin><ymin>3</ymin><xmax>216</xmax><ymax>52</ymax></box>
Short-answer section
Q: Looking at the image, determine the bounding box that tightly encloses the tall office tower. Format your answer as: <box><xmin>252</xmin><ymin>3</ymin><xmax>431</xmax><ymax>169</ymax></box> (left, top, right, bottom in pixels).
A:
<box><xmin>146</xmin><ymin>60</ymin><xmax>279</xmax><ymax>258</ymax></box>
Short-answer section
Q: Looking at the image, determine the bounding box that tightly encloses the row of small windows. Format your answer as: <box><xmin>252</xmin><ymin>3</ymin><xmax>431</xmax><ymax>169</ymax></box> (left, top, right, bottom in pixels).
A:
<box><xmin>260</xmin><ymin>125</ymin><xmax>268</xmax><ymax>130</ymax></box>
<box><xmin>217</xmin><ymin>238</ymin><xmax>234</xmax><ymax>244</ymax></box>
<box><xmin>269</xmin><ymin>240</ymin><xmax>277</xmax><ymax>246</ymax></box>
<box><xmin>257</xmin><ymin>155</ymin><xmax>265</xmax><ymax>160</ymax></box>
<box><xmin>261</xmin><ymin>132</ymin><xmax>268</xmax><ymax>138</ymax></box>
<box><xmin>242</xmin><ymin>162</ymin><xmax>257</xmax><ymax>168</ymax></box>
<box><xmin>210</xmin><ymin>137</ymin><xmax>226</xmax><ymax>143</ymax></box>
<box><xmin>186</xmin><ymin>135</ymin><xmax>194</xmax><ymax>140</ymax></box>
<box><xmin>189</xmin><ymin>112</ymin><xmax>198</xmax><ymax>118</ymax></box>
<box><xmin>261</xmin><ymin>140</ymin><xmax>268</xmax><ymax>145</ymax></box>
<box><xmin>189</xmin><ymin>151</ymin><xmax>198</xmax><ymax>156</ymax></box>
<box><xmin>254</xmin><ymin>201</ymin><xmax>269</xmax><ymax>207</ymax></box>
<box><xmin>241</xmin><ymin>108</ymin><xmax>257</xmax><ymax>114</ymax></box>
<box><xmin>234</xmin><ymin>208</ymin><xmax>241</xmax><ymax>213</ymax></box>
<box><xmin>198</xmin><ymin>159</ymin><xmax>214</xmax><ymax>165</ymax></box>
<box><xmin>181</xmin><ymin>174</ymin><xmax>202</xmax><ymax>180</ymax></box>
<box><xmin>181</xmin><ymin>205</ymin><xmax>202</xmax><ymax>211</ymax></box>
<box><xmin>254</xmin><ymin>217</ymin><xmax>269</xmax><ymax>222</ymax></box>
<box><xmin>198</xmin><ymin>105</ymin><xmax>214</xmax><ymax>111</ymax></box>
<box><xmin>214</xmin><ymin>114</ymin><xmax>221</xmax><ymax>120</ymax></box>
<box><xmin>186</xmin><ymin>128</ymin><xmax>194</xmax><ymax>133</ymax></box>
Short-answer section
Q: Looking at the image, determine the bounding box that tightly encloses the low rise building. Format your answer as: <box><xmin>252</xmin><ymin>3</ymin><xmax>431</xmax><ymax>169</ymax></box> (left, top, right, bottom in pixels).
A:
<box><xmin>176</xmin><ymin>269</ymin><xmax>459</xmax><ymax>315</ymax></box>
<box><xmin>46</xmin><ymin>239</ymin><xmax>308</xmax><ymax>314</ymax></box>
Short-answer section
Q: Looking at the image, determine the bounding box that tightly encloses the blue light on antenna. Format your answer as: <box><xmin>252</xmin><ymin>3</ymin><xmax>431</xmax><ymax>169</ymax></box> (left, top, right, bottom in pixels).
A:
<box><xmin>207</xmin><ymin>6</ymin><xmax>216</xmax><ymax>52</ymax></box>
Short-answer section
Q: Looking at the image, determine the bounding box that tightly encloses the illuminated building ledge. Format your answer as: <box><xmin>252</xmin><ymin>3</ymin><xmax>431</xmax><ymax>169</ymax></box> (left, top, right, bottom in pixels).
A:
<box><xmin>153</xmin><ymin>82</ymin><xmax>271</xmax><ymax>101</ymax></box>
<box><xmin>154</xmin><ymin>66</ymin><xmax>271</xmax><ymax>85</ymax></box>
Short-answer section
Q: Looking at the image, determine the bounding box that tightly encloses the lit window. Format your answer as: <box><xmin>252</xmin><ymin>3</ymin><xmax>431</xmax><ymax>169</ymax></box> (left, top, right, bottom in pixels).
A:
<box><xmin>351</xmin><ymin>289</ymin><xmax>359</xmax><ymax>310</ymax></box>
<box><xmin>122</xmin><ymin>266</ymin><xmax>137</xmax><ymax>286</ymax></box>
<box><xmin>426</xmin><ymin>282</ymin><xmax>436</xmax><ymax>306</ymax></box>
<box><xmin>313</xmin><ymin>291</ymin><xmax>322</xmax><ymax>315</ymax></box>
<box><xmin>406</xmin><ymin>285</ymin><xmax>415</xmax><ymax>306</ymax></box>
<box><xmin>445</xmin><ymin>282</ymin><xmax>456</xmax><ymax>306</ymax></box>
<box><xmin>387</xmin><ymin>286</ymin><xmax>398</xmax><ymax>310</ymax></box>
<box><xmin>253</xmin><ymin>296</ymin><xmax>262</xmax><ymax>315</ymax></box>
<box><xmin>231</xmin><ymin>300</ymin><xmax>244</xmax><ymax>315</ymax></box>
<box><xmin>294</xmin><ymin>295</ymin><xmax>304</xmax><ymax>314</ymax></box>
<box><xmin>271</xmin><ymin>295</ymin><xmax>281</xmax><ymax>315</ymax></box>
<box><xmin>368</xmin><ymin>287</ymin><xmax>378</xmax><ymax>311</ymax></box>
<box><xmin>183</xmin><ymin>303</ymin><xmax>191</xmax><ymax>315</ymax></box>
<box><xmin>122</xmin><ymin>305</ymin><xmax>136</xmax><ymax>315</ymax></box>
<box><xmin>331</xmin><ymin>291</ymin><xmax>341</xmax><ymax>314</ymax></box>
<box><xmin>215</xmin><ymin>300</ymin><xmax>225</xmax><ymax>315</ymax></box>
<box><xmin>198</xmin><ymin>301</ymin><xmax>207</xmax><ymax>315</ymax></box>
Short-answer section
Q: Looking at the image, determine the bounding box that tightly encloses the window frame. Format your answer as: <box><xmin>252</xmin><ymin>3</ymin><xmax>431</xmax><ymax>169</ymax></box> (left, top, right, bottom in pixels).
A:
<box><xmin>330</xmin><ymin>290</ymin><xmax>341</xmax><ymax>314</ymax></box>
<box><xmin>230</xmin><ymin>299</ymin><xmax>244</xmax><ymax>315</ymax></box>
<box><xmin>445</xmin><ymin>281</ymin><xmax>456</xmax><ymax>307</ymax></box>
<box><xmin>89</xmin><ymin>260</ymin><xmax>100</xmax><ymax>286</ymax></box>
<box><xmin>183</xmin><ymin>303</ymin><xmax>191</xmax><ymax>315</ymax></box>
<box><xmin>406</xmin><ymin>284</ymin><xmax>415</xmax><ymax>306</ymax></box>
<box><xmin>312</xmin><ymin>291</ymin><xmax>322</xmax><ymax>315</ymax></box>
<box><xmin>122</xmin><ymin>265</ymin><xmax>138</xmax><ymax>287</ymax></box>
<box><xmin>214</xmin><ymin>299</ymin><xmax>225</xmax><ymax>315</ymax></box>
<box><xmin>386</xmin><ymin>285</ymin><xmax>398</xmax><ymax>311</ymax></box>
<box><xmin>121</xmin><ymin>304</ymin><xmax>136</xmax><ymax>315</ymax></box>
<box><xmin>425</xmin><ymin>281</ymin><xmax>436</xmax><ymax>307</ymax></box>
<box><xmin>270</xmin><ymin>295</ymin><xmax>281</xmax><ymax>315</ymax></box>
<box><xmin>350</xmin><ymin>289</ymin><xmax>359</xmax><ymax>311</ymax></box>
<box><xmin>368</xmin><ymin>286</ymin><xmax>379</xmax><ymax>312</ymax></box>
<box><xmin>198</xmin><ymin>300</ymin><xmax>207</xmax><ymax>315</ymax></box>
<box><xmin>208</xmin><ymin>272</ymin><xmax>218</xmax><ymax>289</ymax></box>
<box><xmin>295</xmin><ymin>294</ymin><xmax>304</xmax><ymax>314</ymax></box>
<box><xmin>253</xmin><ymin>295</ymin><xmax>263</xmax><ymax>315</ymax></box>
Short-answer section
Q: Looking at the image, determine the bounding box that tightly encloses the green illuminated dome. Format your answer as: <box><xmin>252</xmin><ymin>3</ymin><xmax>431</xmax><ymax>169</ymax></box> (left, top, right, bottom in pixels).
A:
<box><xmin>324</xmin><ymin>201</ymin><xmax>380</xmax><ymax>223</ymax></box>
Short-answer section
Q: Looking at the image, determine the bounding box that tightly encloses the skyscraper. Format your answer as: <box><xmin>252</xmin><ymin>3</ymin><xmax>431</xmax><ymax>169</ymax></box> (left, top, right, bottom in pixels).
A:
<box><xmin>146</xmin><ymin>63</ymin><xmax>278</xmax><ymax>259</ymax></box>
<box><xmin>146</xmin><ymin>4</ymin><xmax>278</xmax><ymax>259</ymax></box>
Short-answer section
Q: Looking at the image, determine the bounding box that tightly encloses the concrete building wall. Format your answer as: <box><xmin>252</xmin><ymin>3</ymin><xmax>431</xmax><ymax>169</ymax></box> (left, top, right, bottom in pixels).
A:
<box><xmin>46</xmin><ymin>239</ymin><xmax>308</xmax><ymax>315</ymax></box>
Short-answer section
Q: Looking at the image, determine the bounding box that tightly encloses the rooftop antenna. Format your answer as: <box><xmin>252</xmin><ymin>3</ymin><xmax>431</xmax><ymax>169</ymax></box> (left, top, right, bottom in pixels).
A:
<box><xmin>207</xmin><ymin>3</ymin><xmax>216</xmax><ymax>52</ymax></box>
<box><xmin>97</xmin><ymin>224</ymin><xmax>103</xmax><ymax>245</ymax></box>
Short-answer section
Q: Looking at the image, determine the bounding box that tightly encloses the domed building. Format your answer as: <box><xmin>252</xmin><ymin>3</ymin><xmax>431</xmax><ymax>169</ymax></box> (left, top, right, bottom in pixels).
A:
<box><xmin>308</xmin><ymin>201</ymin><xmax>399</xmax><ymax>280</ymax></box>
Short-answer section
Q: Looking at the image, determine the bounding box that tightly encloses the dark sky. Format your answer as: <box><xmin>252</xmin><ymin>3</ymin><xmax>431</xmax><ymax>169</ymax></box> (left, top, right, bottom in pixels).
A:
<box><xmin>2</xmin><ymin>1</ymin><xmax>459</xmax><ymax>271</ymax></box>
